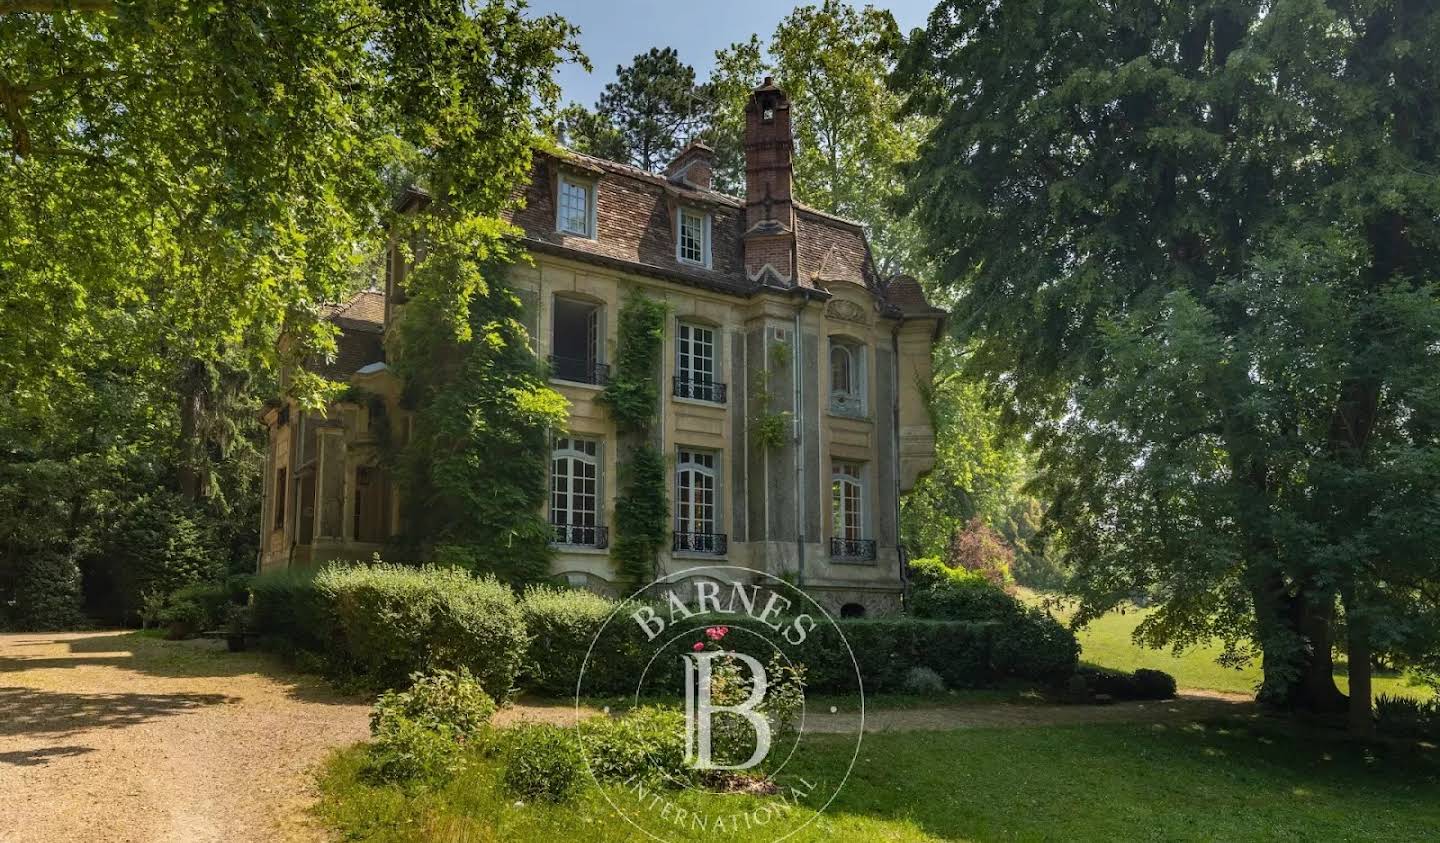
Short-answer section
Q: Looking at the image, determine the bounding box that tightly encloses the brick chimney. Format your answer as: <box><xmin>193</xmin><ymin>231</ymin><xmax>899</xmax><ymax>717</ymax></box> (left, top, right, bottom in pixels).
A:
<box><xmin>742</xmin><ymin>77</ymin><xmax>796</xmax><ymax>285</ymax></box>
<box><xmin>664</xmin><ymin>139</ymin><xmax>714</xmax><ymax>190</ymax></box>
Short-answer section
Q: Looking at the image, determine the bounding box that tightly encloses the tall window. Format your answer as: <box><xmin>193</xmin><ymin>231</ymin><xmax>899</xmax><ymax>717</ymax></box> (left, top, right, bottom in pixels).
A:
<box><xmin>551</xmin><ymin>296</ymin><xmax>604</xmax><ymax>384</ymax></box>
<box><xmin>829</xmin><ymin>338</ymin><xmax>866</xmax><ymax>417</ymax></box>
<box><xmin>677</xmin><ymin>207</ymin><xmax>710</xmax><ymax>266</ymax></box>
<box><xmin>273</xmin><ymin>468</ymin><xmax>287</xmax><ymax>530</ymax></box>
<box><xmin>675</xmin><ymin>322</ymin><xmax>721</xmax><ymax>402</ymax></box>
<box><xmin>551</xmin><ymin>438</ymin><xmax>604</xmax><ymax>547</ymax></box>
<box><xmin>675</xmin><ymin>448</ymin><xmax>723</xmax><ymax>554</ymax></box>
<box><xmin>557</xmin><ymin>174</ymin><xmax>594</xmax><ymax>237</ymax></box>
<box><xmin>831</xmin><ymin>461</ymin><xmax>864</xmax><ymax>541</ymax></box>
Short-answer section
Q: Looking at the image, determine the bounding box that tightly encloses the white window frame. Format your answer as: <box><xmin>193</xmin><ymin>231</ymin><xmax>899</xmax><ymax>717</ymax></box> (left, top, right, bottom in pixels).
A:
<box><xmin>676</xmin><ymin>448</ymin><xmax>722</xmax><ymax>552</ymax></box>
<box><xmin>676</xmin><ymin>321</ymin><xmax>719</xmax><ymax>400</ymax></box>
<box><xmin>556</xmin><ymin>173</ymin><xmax>597</xmax><ymax>238</ymax></box>
<box><xmin>829</xmin><ymin>338</ymin><xmax>867</xmax><ymax>417</ymax></box>
<box><xmin>676</xmin><ymin>206</ymin><xmax>711</xmax><ymax>268</ymax></box>
<box><xmin>550</xmin><ymin>437</ymin><xmax>603</xmax><ymax>545</ymax></box>
<box><xmin>831</xmin><ymin>461</ymin><xmax>865</xmax><ymax>542</ymax></box>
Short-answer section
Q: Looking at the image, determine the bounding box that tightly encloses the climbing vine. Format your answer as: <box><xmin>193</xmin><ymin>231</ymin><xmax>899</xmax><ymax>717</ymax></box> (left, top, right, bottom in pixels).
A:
<box><xmin>749</xmin><ymin>339</ymin><xmax>792</xmax><ymax>450</ymax></box>
<box><xmin>601</xmin><ymin>292</ymin><xmax>670</xmax><ymax>585</ymax></box>
<box><xmin>388</xmin><ymin>243</ymin><xmax>569</xmax><ymax>584</ymax></box>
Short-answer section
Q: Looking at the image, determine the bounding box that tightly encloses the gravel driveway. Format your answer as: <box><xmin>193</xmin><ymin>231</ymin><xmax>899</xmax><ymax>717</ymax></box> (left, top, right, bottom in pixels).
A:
<box><xmin>0</xmin><ymin>631</ymin><xmax>370</xmax><ymax>843</ymax></box>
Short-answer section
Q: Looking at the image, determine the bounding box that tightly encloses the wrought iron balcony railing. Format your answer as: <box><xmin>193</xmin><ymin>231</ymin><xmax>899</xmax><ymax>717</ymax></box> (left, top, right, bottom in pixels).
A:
<box><xmin>673</xmin><ymin>376</ymin><xmax>727</xmax><ymax>404</ymax></box>
<box><xmin>553</xmin><ymin>523</ymin><xmax>609</xmax><ymax>549</ymax></box>
<box><xmin>672</xmin><ymin>531</ymin><xmax>728</xmax><ymax>555</ymax></box>
<box><xmin>549</xmin><ymin>355</ymin><xmax>610</xmax><ymax>386</ymax></box>
<box><xmin>830</xmin><ymin>537</ymin><xmax>876</xmax><ymax>562</ymax></box>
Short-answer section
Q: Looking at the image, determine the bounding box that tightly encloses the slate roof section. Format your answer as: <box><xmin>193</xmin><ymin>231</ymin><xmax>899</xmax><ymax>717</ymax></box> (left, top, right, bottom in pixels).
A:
<box><xmin>314</xmin><ymin>289</ymin><xmax>385</xmax><ymax>380</ymax></box>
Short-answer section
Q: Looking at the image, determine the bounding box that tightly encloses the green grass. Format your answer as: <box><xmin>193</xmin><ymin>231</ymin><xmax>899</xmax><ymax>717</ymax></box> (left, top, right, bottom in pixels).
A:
<box><xmin>1021</xmin><ymin>590</ymin><xmax>1435</xmax><ymax>701</ymax></box>
<box><xmin>317</xmin><ymin>717</ymin><xmax>1440</xmax><ymax>841</ymax></box>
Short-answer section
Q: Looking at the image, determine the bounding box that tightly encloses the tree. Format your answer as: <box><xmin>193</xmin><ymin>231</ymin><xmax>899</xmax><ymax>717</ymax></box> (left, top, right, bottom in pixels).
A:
<box><xmin>556</xmin><ymin>102</ymin><xmax>628</xmax><ymax>163</ymax></box>
<box><xmin>1</xmin><ymin>1</ymin><xmax>581</xmax><ymax>612</ymax></box>
<box><xmin>703</xmin><ymin>36</ymin><xmax>768</xmax><ymax>195</ymax></box>
<box><xmin>945</xmin><ymin>517</ymin><xmax>1015</xmax><ymax>590</ymax></box>
<box><xmin>576</xmin><ymin>47</ymin><xmax>707</xmax><ymax>172</ymax></box>
<box><xmin>899</xmin><ymin>0</ymin><xmax>1440</xmax><ymax>731</ymax></box>
<box><xmin>768</xmin><ymin>1</ymin><xmax>931</xmax><ymax>278</ymax></box>
<box><xmin>900</xmin><ymin>338</ymin><xmax>1029</xmax><ymax>558</ymax></box>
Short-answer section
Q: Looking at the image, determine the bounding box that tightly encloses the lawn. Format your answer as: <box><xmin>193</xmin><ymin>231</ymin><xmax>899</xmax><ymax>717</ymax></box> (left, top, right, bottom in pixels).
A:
<box><xmin>317</xmin><ymin>716</ymin><xmax>1440</xmax><ymax>841</ymax></box>
<box><xmin>1020</xmin><ymin>590</ymin><xmax>1435</xmax><ymax>701</ymax></box>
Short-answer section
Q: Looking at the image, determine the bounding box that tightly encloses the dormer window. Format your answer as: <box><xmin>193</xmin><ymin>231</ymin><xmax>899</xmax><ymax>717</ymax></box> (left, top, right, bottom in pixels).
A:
<box><xmin>557</xmin><ymin>173</ymin><xmax>595</xmax><ymax>238</ymax></box>
<box><xmin>677</xmin><ymin>206</ymin><xmax>711</xmax><ymax>267</ymax></box>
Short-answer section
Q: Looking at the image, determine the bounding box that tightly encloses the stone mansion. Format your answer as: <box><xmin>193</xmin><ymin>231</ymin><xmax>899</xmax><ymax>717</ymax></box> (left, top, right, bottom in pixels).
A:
<box><xmin>258</xmin><ymin>79</ymin><xmax>943</xmax><ymax>616</ymax></box>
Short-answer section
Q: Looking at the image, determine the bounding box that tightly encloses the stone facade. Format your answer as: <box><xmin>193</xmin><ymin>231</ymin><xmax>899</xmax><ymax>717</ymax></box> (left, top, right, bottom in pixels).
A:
<box><xmin>258</xmin><ymin>80</ymin><xmax>943</xmax><ymax>617</ymax></box>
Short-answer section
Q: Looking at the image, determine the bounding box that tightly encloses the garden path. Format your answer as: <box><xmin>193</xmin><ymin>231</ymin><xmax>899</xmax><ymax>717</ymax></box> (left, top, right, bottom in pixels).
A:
<box><xmin>0</xmin><ymin>631</ymin><xmax>370</xmax><ymax>843</ymax></box>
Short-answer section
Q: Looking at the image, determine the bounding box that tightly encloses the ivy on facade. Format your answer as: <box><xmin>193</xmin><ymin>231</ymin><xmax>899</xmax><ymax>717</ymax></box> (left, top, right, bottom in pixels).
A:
<box><xmin>600</xmin><ymin>292</ymin><xmax>670</xmax><ymax>585</ymax></box>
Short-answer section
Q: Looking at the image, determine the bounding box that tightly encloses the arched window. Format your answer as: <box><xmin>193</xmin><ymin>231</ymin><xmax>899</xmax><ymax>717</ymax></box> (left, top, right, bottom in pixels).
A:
<box><xmin>830</xmin><ymin>344</ymin><xmax>852</xmax><ymax>394</ymax></box>
<box><xmin>550</xmin><ymin>437</ymin><xmax>604</xmax><ymax>547</ymax></box>
<box><xmin>675</xmin><ymin>449</ymin><xmax>724</xmax><ymax>554</ymax></box>
<box><xmin>839</xmin><ymin>602</ymin><xmax>867</xmax><ymax>619</ymax></box>
<box><xmin>829</xmin><ymin>338</ymin><xmax>866</xmax><ymax>417</ymax></box>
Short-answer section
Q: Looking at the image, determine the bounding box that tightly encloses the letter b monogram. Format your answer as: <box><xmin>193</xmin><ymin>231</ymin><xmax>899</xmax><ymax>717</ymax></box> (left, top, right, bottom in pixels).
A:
<box><xmin>683</xmin><ymin>652</ymin><xmax>771</xmax><ymax>770</ymax></box>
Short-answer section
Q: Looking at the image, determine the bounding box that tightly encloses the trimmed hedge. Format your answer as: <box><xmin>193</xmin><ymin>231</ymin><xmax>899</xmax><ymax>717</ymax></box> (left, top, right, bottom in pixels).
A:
<box><xmin>514</xmin><ymin>596</ymin><xmax>1078</xmax><ymax>696</ymax></box>
<box><xmin>252</xmin><ymin>564</ymin><xmax>1078</xmax><ymax>699</ymax></box>
<box><xmin>250</xmin><ymin>563</ymin><xmax>526</xmax><ymax>698</ymax></box>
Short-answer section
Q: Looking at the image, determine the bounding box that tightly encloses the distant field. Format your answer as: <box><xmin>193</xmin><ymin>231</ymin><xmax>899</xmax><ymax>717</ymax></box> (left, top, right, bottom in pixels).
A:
<box><xmin>1020</xmin><ymin>589</ymin><xmax>1435</xmax><ymax>701</ymax></box>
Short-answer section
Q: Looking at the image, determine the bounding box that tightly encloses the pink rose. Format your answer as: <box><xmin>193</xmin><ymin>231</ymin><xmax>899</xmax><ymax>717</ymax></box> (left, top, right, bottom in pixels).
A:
<box><xmin>705</xmin><ymin>625</ymin><xmax>729</xmax><ymax>641</ymax></box>
<box><xmin>692</xmin><ymin>641</ymin><xmax>705</xmax><ymax>651</ymax></box>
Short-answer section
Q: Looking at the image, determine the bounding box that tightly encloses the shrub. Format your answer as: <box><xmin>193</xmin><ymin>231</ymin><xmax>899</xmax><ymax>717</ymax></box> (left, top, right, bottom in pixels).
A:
<box><xmin>366</xmin><ymin>714</ymin><xmax>464</xmax><ymax>785</ymax></box>
<box><xmin>1376</xmin><ymin>694</ymin><xmax>1439</xmax><ymax>739</ymax></box>
<box><xmin>502</xmin><ymin>723</ymin><xmax>586</xmax><ymax>802</ymax></box>
<box><xmin>371</xmin><ymin>669</ymin><xmax>496</xmax><ymax>740</ymax></box>
<box><xmin>316</xmin><ymin>564</ymin><xmax>526</xmax><ymax>697</ymax></box>
<box><xmin>519</xmin><ymin>586</ymin><xmax>642</xmax><ymax>695</ymax></box>
<box><xmin>944</xmin><ymin>519</ymin><xmax>1015</xmax><ymax>588</ymax></box>
<box><xmin>579</xmin><ymin>706</ymin><xmax>693</xmax><ymax>786</ymax></box>
<box><xmin>10</xmin><ymin>551</ymin><xmax>88</xmax><ymax>631</ymax></box>
<box><xmin>990</xmin><ymin>608</ymin><xmax>1080</xmax><ymax>681</ymax></box>
<box><xmin>908</xmin><ymin>557</ymin><xmax>1020</xmax><ymax>623</ymax></box>
<box><xmin>251</xmin><ymin>563</ymin><xmax>527</xmax><ymax>697</ymax></box>
<box><xmin>902</xmin><ymin>666</ymin><xmax>947</xmax><ymax>695</ymax></box>
<box><xmin>101</xmin><ymin>491</ymin><xmax>224</xmax><ymax>625</ymax></box>
<box><xmin>250</xmin><ymin>568</ymin><xmax>331</xmax><ymax>654</ymax></box>
<box><xmin>1078</xmin><ymin>666</ymin><xmax>1178</xmax><ymax>701</ymax></box>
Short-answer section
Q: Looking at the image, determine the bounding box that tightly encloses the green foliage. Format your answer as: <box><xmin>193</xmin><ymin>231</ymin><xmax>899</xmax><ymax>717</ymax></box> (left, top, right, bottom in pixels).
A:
<box><xmin>900</xmin><ymin>0</ymin><xmax>1440</xmax><ymax>720</ymax></box>
<box><xmin>251</xmin><ymin>563</ymin><xmax>527</xmax><ymax>697</ymax></box>
<box><xmin>610</xmin><ymin>445</ymin><xmax>669</xmax><ymax>586</ymax></box>
<box><xmin>11</xmin><ymin>551</ymin><xmax>87</xmax><ymax>631</ymax></box>
<box><xmin>156</xmin><ymin>581</ymin><xmax>235</xmax><ymax>632</ymax></box>
<box><xmin>902</xmin><ymin>666</ymin><xmax>946</xmax><ymax>696</ymax></box>
<box><xmin>371</xmin><ymin>669</ymin><xmax>496</xmax><ymax>743</ymax></box>
<box><xmin>748</xmin><ymin>344</ymin><xmax>792</xmax><ymax>452</ymax></box>
<box><xmin>103</xmin><ymin>492</ymin><xmax>226</xmax><ymax>625</ymax></box>
<box><xmin>561</xmin><ymin>47</ymin><xmax>707</xmax><ymax>172</ymax></box>
<box><xmin>599</xmin><ymin>293</ymin><xmax>667</xmax><ymax>434</ymax></box>
<box><xmin>900</xmin><ymin>340</ymin><xmax>1031</xmax><ymax>561</ymax></box>
<box><xmin>365</xmin><ymin>712</ymin><xmax>465</xmax><ymax>786</ymax></box>
<box><xmin>501</xmin><ymin>723</ymin><xmax>585</xmax><ymax>802</ymax></box>
<box><xmin>1079</xmin><ymin>667</ymin><xmax>1178</xmax><ymax>702</ymax></box>
<box><xmin>518</xmin><ymin>587</ymin><xmax>642</xmax><ymax>696</ymax></box>
<box><xmin>602</xmin><ymin>293</ymin><xmax>669</xmax><ymax>586</ymax></box>
<box><xmin>391</xmin><ymin>254</ymin><xmax>569</xmax><ymax>584</ymax></box>
<box><xmin>908</xmin><ymin>557</ymin><xmax>1019</xmax><ymax>623</ymax></box>
<box><xmin>1375</xmin><ymin>694</ymin><xmax>1439</xmax><ymax>741</ymax></box>
<box><xmin>578</xmin><ymin>706</ymin><xmax>695</xmax><ymax>786</ymax></box>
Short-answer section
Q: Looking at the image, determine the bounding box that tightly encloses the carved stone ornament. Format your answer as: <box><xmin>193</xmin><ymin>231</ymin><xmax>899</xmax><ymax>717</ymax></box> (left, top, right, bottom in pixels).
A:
<box><xmin>825</xmin><ymin>299</ymin><xmax>869</xmax><ymax>325</ymax></box>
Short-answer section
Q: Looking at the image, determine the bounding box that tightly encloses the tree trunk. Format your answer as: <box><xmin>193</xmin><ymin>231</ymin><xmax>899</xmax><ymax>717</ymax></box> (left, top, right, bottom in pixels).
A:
<box><xmin>1253</xmin><ymin>574</ymin><xmax>1348</xmax><ymax>713</ymax></box>
<box><xmin>1343</xmin><ymin>591</ymin><xmax>1376</xmax><ymax>739</ymax></box>
<box><xmin>176</xmin><ymin>359</ymin><xmax>206</xmax><ymax>502</ymax></box>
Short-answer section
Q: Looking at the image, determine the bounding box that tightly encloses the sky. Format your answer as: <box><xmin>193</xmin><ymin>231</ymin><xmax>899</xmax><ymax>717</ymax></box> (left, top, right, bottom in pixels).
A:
<box><xmin>530</xmin><ymin>0</ymin><xmax>937</xmax><ymax>108</ymax></box>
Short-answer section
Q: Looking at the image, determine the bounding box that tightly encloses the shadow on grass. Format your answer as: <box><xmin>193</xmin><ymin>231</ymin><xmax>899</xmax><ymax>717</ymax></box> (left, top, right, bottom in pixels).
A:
<box><xmin>0</xmin><ymin>631</ymin><xmax>363</xmax><ymax>706</ymax></box>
